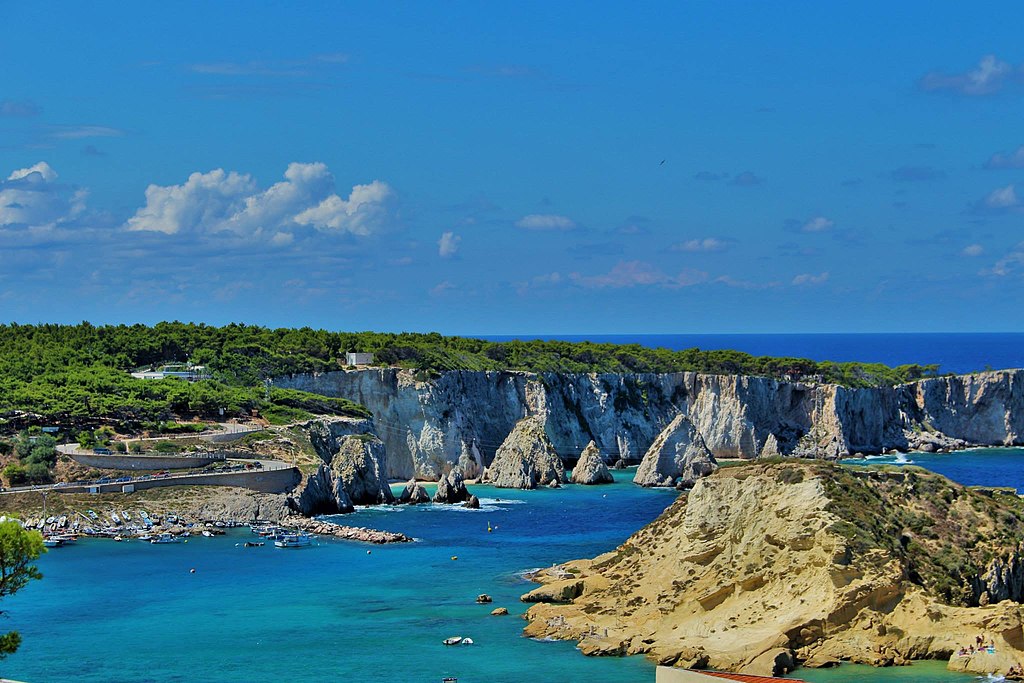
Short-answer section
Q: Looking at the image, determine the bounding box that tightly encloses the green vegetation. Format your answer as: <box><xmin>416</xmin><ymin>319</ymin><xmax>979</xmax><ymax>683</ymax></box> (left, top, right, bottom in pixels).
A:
<box><xmin>1</xmin><ymin>434</ymin><xmax>57</xmax><ymax>485</ymax></box>
<box><xmin>0</xmin><ymin>520</ymin><xmax>45</xmax><ymax>659</ymax></box>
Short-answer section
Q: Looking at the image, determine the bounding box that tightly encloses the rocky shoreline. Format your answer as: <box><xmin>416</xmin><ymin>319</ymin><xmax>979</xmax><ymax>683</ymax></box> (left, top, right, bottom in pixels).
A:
<box><xmin>282</xmin><ymin>516</ymin><xmax>413</xmax><ymax>544</ymax></box>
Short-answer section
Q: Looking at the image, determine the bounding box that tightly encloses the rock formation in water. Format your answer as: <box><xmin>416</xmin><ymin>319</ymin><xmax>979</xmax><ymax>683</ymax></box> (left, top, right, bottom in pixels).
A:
<box><xmin>433</xmin><ymin>468</ymin><xmax>471</xmax><ymax>504</ymax></box>
<box><xmin>482</xmin><ymin>416</ymin><xmax>566</xmax><ymax>489</ymax></box>
<box><xmin>291</xmin><ymin>417</ymin><xmax>394</xmax><ymax>515</ymax></box>
<box><xmin>570</xmin><ymin>441</ymin><xmax>613</xmax><ymax>485</ymax></box>
<box><xmin>522</xmin><ymin>461</ymin><xmax>1024</xmax><ymax>677</ymax></box>
<box><xmin>275</xmin><ymin>368</ymin><xmax>1024</xmax><ymax>481</ymax></box>
<box><xmin>398</xmin><ymin>479</ymin><xmax>430</xmax><ymax>504</ymax></box>
<box><xmin>633</xmin><ymin>414</ymin><xmax>718</xmax><ymax>487</ymax></box>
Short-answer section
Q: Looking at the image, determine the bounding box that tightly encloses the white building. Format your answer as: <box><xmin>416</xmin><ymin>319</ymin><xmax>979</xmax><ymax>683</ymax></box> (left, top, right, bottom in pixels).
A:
<box><xmin>130</xmin><ymin>364</ymin><xmax>210</xmax><ymax>381</ymax></box>
<box><xmin>345</xmin><ymin>352</ymin><xmax>374</xmax><ymax>366</ymax></box>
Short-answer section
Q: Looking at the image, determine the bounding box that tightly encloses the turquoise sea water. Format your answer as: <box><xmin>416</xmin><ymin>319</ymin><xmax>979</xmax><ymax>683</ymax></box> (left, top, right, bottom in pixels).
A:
<box><xmin>7</xmin><ymin>452</ymin><xmax>1023</xmax><ymax>683</ymax></box>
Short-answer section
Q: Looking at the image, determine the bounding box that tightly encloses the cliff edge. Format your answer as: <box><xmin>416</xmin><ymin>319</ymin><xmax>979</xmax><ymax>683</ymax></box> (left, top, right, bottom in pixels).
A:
<box><xmin>522</xmin><ymin>461</ymin><xmax>1024</xmax><ymax>677</ymax></box>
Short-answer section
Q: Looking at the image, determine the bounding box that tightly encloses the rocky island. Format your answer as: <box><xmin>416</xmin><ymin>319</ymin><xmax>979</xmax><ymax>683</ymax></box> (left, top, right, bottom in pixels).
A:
<box><xmin>521</xmin><ymin>460</ymin><xmax>1024</xmax><ymax>677</ymax></box>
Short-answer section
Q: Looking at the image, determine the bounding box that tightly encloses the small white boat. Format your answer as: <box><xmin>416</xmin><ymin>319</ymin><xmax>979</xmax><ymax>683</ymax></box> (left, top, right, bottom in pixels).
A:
<box><xmin>87</xmin><ymin>510</ymin><xmax>98</xmax><ymax>520</ymax></box>
<box><xmin>110</xmin><ymin>512</ymin><xmax>121</xmax><ymax>525</ymax></box>
<box><xmin>42</xmin><ymin>538</ymin><xmax>63</xmax><ymax>548</ymax></box>
<box><xmin>461</xmin><ymin>638</ymin><xmax>474</xmax><ymax>645</ymax></box>
<box><xmin>58</xmin><ymin>515</ymin><xmax>67</xmax><ymax>528</ymax></box>
<box><xmin>138</xmin><ymin>534</ymin><xmax>154</xmax><ymax>541</ymax></box>
<box><xmin>121</xmin><ymin>510</ymin><xmax>132</xmax><ymax>522</ymax></box>
<box><xmin>113</xmin><ymin>535</ymin><xmax>124</xmax><ymax>542</ymax></box>
<box><xmin>166</xmin><ymin>515</ymin><xmax>178</xmax><ymax>524</ymax></box>
<box><xmin>443</xmin><ymin>636</ymin><xmax>463</xmax><ymax>646</ymax></box>
<box><xmin>202</xmin><ymin>530</ymin><xmax>214</xmax><ymax>537</ymax></box>
<box><xmin>274</xmin><ymin>533</ymin><xmax>313</xmax><ymax>548</ymax></box>
<box><xmin>150</xmin><ymin>533</ymin><xmax>180</xmax><ymax>544</ymax></box>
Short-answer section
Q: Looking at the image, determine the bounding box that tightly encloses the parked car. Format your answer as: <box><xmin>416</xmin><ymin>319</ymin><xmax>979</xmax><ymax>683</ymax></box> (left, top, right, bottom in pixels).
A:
<box><xmin>93</xmin><ymin>447</ymin><xmax>113</xmax><ymax>455</ymax></box>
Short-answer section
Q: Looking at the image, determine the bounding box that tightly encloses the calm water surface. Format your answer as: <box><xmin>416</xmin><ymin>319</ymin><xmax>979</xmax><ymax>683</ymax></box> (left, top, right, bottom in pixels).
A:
<box><xmin>7</xmin><ymin>452</ymin><xmax>1022</xmax><ymax>682</ymax></box>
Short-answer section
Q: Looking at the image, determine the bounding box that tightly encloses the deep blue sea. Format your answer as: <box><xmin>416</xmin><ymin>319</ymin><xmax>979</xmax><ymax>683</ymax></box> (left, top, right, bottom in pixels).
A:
<box><xmin>482</xmin><ymin>333</ymin><xmax>1024</xmax><ymax>375</ymax></box>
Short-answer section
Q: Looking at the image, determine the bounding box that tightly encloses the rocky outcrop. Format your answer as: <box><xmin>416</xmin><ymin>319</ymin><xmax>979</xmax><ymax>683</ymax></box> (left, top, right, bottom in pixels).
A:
<box><xmin>522</xmin><ymin>462</ymin><xmax>1024</xmax><ymax>676</ymax></box>
<box><xmin>571</xmin><ymin>441</ymin><xmax>614</xmax><ymax>485</ymax></box>
<box><xmin>633</xmin><ymin>414</ymin><xmax>717</xmax><ymax>487</ymax></box>
<box><xmin>482</xmin><ymin>416</ymin><xmax>566</xmax><ymax>489</ymax></box>
<box><xmin>284</xmin><ymin>516</ymin><xmax>413</xmax><ymax>543</ymax></box>
<box><xmin>398</xmin><ymin>479</ymin><xmax>430</xmax><ymax>504</ymax></box>
<box><xmin>276</xmin><ymin>368</ymin><xmax>1024</xmax><ymax>480</ymax></box>
<box><xmin>292</xmin><ymin>417</ymin><xmax>394</xmax><ymax>515</ymax></box>
<box><xmin>433</xmin><ymin>469</ymin><xmax>471</xmax><ymax>504</ymax></box>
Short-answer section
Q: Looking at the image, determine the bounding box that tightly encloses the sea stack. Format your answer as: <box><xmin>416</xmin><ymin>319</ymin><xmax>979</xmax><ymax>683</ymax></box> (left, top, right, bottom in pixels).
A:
<box><xmin>483</xmin><ymin>416</ymin><xmax>566</xmax><ymax>489</ymax></box>
<box><xmin>633</xmin><ymin>413</ymin><xmax>717</xmax><ymax>488</ymax></box>
<box><xmin>570</xmin><ymin>441</ymin><xmax>613</xmax><ymax>485</ymax></box>
<box><xmin>433</xmin><ymin>468</ymin><xmax>472</xmax><ymax>504</ymax></box>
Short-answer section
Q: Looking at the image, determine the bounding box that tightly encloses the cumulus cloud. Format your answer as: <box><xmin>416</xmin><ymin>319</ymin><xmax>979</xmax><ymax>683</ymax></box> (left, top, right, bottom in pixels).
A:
<box><xmin>0</xmin><ymin>162</ymin><xmax>87</xmax><ymax>230</ymax></box>
<box><xmin>962</xmin><ymin>244</ymin><xmax>984</xmax><ymax>257</ymax></box>
<box><xmin>973</xmin><ymin>184</ymin><xmax>1020</xmax><ymax>213</ymax></box>
<box><xmin>792</xmin><ymin>272</ymin><xmax>829</xmax><ymax>286</ymax></box>
<box><xmin>570</xmin><ymin>261</ymin><xmax>708</xmax><ymax>289</ymax></box>
<box><xmin>0</xmin><ymin>99</ymin><xmax>42</xmax><ymax>117</ymax></box>
<box><xmin>984</xmin><ymin>145</ymin><xmax>1024</xmax><ymax>170</ymax></box>
<box><xmin>671</xmin><ymin>237</ymin><xmax>733</xmax><ymax>253</ymax></box>
<box><xmin>125</xmin><ymin>162</ymin><xmax>396</xmax><ymax>237</ymax></box>
<box><xmin>515</xmin><ymin>214</ymin><xmax>575</xmax><ymax>231</ymax></box>
<box><xmin>920</xmin><ymin>55</ymin><xmax>1023</xmax><ymax>96</ymax></box>
<box><xmin>438</xmin><ymin>231</ymin><xmax>461</xmax><ymax>257</ymax></box>
<box><xmin>802</xmin><ymin>216</ymin><xmax>834</xmax><ymax>233</ymax></box>
<box><xmin>983</xmin><ymin>243</ymin><xmax>1024</xmax><ymax>277</ymax></box>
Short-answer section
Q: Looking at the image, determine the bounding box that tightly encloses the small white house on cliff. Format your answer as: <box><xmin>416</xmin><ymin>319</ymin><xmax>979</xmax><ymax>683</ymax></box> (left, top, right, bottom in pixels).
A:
<box><xmin>345</xmin><ymin>352</ymin><xmax>374</xmax><ymax>366</ymax></box>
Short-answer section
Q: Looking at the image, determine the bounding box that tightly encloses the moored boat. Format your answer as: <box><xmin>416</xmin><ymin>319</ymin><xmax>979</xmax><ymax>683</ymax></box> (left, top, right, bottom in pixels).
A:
<box><xmin>442</xmin><ymin>636</ymin><xmax>463</xmax><ymax>646</ymax></box>
<box><xmin>273</xmin><ymin>533</ymin><xmax>313</xmax><ymax>548</ymax></box>
<box><xmin>150</xmin><ymin>533</ymin><xmax>180</xmax><ymax>544</ymax></box>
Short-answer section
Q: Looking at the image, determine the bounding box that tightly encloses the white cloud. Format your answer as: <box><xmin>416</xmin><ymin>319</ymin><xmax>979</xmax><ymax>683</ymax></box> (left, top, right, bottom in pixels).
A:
<box><xmin>802</xmin><ymin>216</ymin><xmax>834</xmax><ymax>233</ymax></box>
<box><xmin>438</xmin><ymin>231</ymin><xmax>461</xmax><ymax>258</ymax></box>
<box><xmin>270</xmin><ymin>232</ymin><xmax>294</xmax><ymax>247</ymax></box>
<box><xmin>983</xmin><ymin>243</ymin><xmax>1024</xmax><ymax>277</ymax></box>
<box><xmin>0</xmin><ymin>100</ymin><xmax>42</xmax><ymax>117</ymax></box>
<box><xmin>515</xmin><ymin>214</ymin><xmax>576</xmax><ymax>231</ymax></box>
<box><xmin>430</xmin><ymin>280</ymin><xmax>455</xmax><ymax>296</ymax></box>
<box><xmin>570</xmin><ymin>261</ymin><xmax>708</xmax><ymax>289</ymax></box>
<box><xmin>920</xmin><ymin>55</ymin><xmax>1021</xmax><ymax>96</ymax></box>
<box><xmin>47</xmin><ymin>125</ymin><xmax>125</xmax><ymax>140</ymax></box>
<box><xmin>0</xmin><ymin>162</ymin><xmax>86</xmax><ymax>229</ymax></box>
<box><xmin>980</xmin><ymin>184</ymin><xmax>1019</xmax><ymax>211</ymax></box>
<box><xmin>671</xmin><ymin>237</ymin><xmax>732</xmax><ymax>252</ymax></box>
<box><xmin>962</xmin><ymin>244</ymin><xmax>984</xmax><ymax>257</ymax></box>
<box><xmin>125</xmin><ymin>162</ymin><xmax>396</xmax><ymax>237</ymax></box>
<box><xmin>792</xmin><ymin>272</ymin><xmax>829</xmax><ymax>286</ymax></box>
<box><xmin>984</xmin><ymin>145</ymin><xmax>1024</xmax><ymax>170</ymax></box>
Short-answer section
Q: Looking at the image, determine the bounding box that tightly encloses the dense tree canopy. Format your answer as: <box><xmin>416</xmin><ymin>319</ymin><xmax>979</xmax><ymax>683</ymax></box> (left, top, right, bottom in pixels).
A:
<box><xmin>0</xmin><ymin>322</ymin><xmax>939</xmax><ymax>431</ymax></box>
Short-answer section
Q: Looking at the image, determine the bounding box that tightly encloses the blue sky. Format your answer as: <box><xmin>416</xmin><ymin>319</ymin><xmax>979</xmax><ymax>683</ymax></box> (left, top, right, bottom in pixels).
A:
<box><xmin>2</xmin><ymin>2</ymin><xmax>1024</xmax><ymax>333</ymax></box>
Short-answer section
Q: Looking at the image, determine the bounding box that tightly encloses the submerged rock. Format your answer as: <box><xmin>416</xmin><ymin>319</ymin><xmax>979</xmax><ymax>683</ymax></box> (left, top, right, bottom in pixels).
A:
<box><xmin>633</xmin><ymin>414</ymin><xmax>718</xmax><ymax>488</ymax></box>
<box><xmin>483</xmin><ymin>416</ymin><xmax>566</xmax><ymax>489</ymax></box>
<box><xmin>398</xmin><ymin>479</ymin><xmax>431</xmax><ymax>505</ymax></box>
<box><xmin>433</xmin><ymin>468</ymin><xmax>471</xmax><ymax>504</ymax></box>
<box><xmin>571</xmin><ymin>441</ymin><xmax>614</xmax><ymax>485</ymax></box>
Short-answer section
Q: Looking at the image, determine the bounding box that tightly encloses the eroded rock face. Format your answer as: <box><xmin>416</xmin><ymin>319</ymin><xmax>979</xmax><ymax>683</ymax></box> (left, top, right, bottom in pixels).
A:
<box><xmin>483</xmin><ymin>416</ymin><xmax>566</xmax><ymax>489</ymax></box>
<box><xmin>433</xmin><ymin>468</ymin><xmax>471</xmax><ymax>504</ymax></box>
<box><xmin>293</xmin><ymin>417</ymin><xmax>394</xmax><ymax>515</ymax></box>
<box><xmin>571</xmin><ymin>441</ymin><xmax>613</xmax><ymax>485</ymax></box>
<box><xmin>522</xmin><ymin>462</ymin><xmax>1024</xmax><ymax>677</ymax></box>
<box><xmin>398</xmin><ymin>480</ymin><xmax>430</xmax><ymax>505</ymax></box>
<box><xmin>276</xmin><ymin>369</ymin><xmax>1024</xmax><ymax>480</ymax></box>
<box><xmin>633</xmin><ymin>414</ymin><xmax>717</xmax><ymax>487</ymax></box>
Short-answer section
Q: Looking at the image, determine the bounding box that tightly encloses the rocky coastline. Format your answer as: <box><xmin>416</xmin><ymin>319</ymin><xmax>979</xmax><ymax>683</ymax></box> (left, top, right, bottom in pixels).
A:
<box><xmin>276</xmin><ymin>368</ymin><xmax>1024</xmax><ymax>483</ymax></box>
<box><xmin>519</xmin><ymin>461</ymin><xmax>1024</xmax><ymax>678</ymax></box>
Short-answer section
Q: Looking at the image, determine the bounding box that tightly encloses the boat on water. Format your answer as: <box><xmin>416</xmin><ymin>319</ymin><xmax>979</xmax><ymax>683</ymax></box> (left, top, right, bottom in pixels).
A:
<box><xmin>150</xmin><ymin>533</ymin><xmax>180</xmax><ymax>544</ymax></box>
<box><xmin>201</xmin><ymin>530</ymin><xmax>214</xmax><ymax>537</ymax></box>
<box><xmin>242</xmin><ymin>541</ymin><xmax>264</xmax><ymax>548</ymax></box>
<box><xmin>443</xmin><ymin>636</ymin><xmax>463</xmax><ymax>646</ymax></box>
<box><xmin>274</xmin><ymin>533</ymin><xmax>313</xmax><ymax>548</ymax></box>
<box><xmin>42</xmin><ymin>538</ymin><xmax>63</xmax><ymax>548</ymax></box>
<box><xmin>461</xmin><ymin>638</ymin><xmax>474</xmax><ymax>645</ymax></box>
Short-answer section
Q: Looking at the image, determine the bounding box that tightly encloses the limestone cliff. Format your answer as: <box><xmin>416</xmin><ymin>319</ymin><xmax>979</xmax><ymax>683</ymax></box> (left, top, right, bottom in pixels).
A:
<box><xmin>275</xmin><ymin>368</ymin><xmax>1024</xmax><ymax>481</ymax></box>
<box><xmin>482</xmin><ymin>416</ymin><xmax>566</xmax><ymax>489</ymax></box>
<box><xmin>633</xmin><ymin>414</ymin><xmax>717</xmax><ymax>487</ymax></box>
<box><xmin>571</xmin><ymin>441</ymin><xmax>613</xmax><ymax>485</ymax></box>
<box><xmin>521</xmin><ymin>462</ymin><xmax>1024</xmax><ymax>677</ymax></box>
<box><xmin>291</xmin><ymin>417</ymin><xmax>394</xmax><ymax>515</ymax></box>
